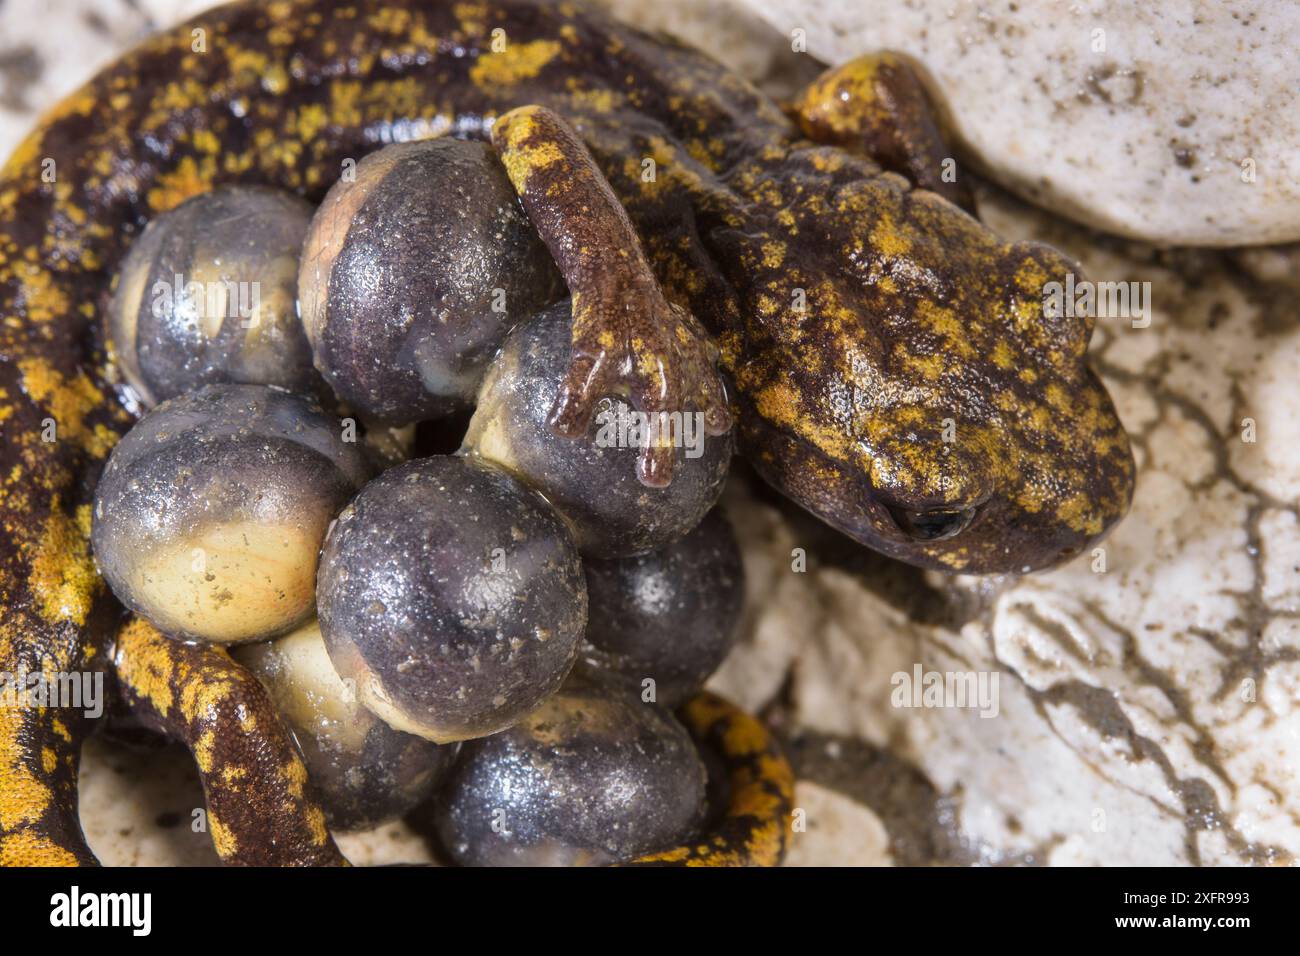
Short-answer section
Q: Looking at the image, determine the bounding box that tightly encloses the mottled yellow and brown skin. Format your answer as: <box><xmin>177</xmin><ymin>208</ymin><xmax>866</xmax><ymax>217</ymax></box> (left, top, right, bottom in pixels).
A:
<box><xmin>113</xmin><ymin>619</ymin><xmax>346</xmax><ymax>866</ymax></box>
<box><xmin>793</xmin><ymin>53</ymin><xmax>976</xmax><ymax>214</ymax></box>
<box><xmin>0</xmin><ymin>0</ymin><xmax>1129</xmax><ymax>865</ymax></box>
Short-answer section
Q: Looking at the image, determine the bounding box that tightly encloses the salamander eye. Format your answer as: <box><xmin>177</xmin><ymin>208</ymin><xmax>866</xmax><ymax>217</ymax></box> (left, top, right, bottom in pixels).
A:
<box><xmin>886</xmin><ymin>505</ymin><xmax>976</xmax><ymax>541</ymax></box>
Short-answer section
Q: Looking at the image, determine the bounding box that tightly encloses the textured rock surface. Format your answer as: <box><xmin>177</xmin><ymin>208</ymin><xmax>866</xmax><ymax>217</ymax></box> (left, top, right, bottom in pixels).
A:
<box><xmin>6</xmin><ymin>0</ymin><xmax>1295</xmax><ymax>866</ymax></box>
<box><xmin>740</xmin><ymin>0</ymin><xmax>1300</xmax><ymax>247</ymax></box>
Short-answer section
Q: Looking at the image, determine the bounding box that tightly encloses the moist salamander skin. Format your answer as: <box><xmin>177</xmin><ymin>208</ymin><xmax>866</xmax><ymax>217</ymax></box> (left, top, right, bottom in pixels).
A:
<box><xmin>0</xmin><ymin>0</ymin><xmax>1130</xmax><ymax>865</ymax></box>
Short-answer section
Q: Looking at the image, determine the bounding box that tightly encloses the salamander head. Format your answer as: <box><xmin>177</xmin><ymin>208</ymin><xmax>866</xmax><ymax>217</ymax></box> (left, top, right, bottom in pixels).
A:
<box><xmin>732</xmin><ymin>148</ymin><xmax>1135</xmax><ymax>573</ymax></box>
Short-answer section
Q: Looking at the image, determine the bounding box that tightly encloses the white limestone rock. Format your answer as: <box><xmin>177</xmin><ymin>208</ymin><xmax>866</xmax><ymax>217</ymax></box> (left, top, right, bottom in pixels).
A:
<box><xmin>739</xmin><ymin>0</ymin><xmax>1300</xmax><ymax>246</ymax></box>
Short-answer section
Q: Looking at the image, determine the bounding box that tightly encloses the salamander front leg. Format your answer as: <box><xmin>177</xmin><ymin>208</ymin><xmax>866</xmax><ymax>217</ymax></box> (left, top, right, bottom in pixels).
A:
<box><xmin>490</xmin><ymin>105</ymin><xmax>731</xmax><ymax>488</ymax></box>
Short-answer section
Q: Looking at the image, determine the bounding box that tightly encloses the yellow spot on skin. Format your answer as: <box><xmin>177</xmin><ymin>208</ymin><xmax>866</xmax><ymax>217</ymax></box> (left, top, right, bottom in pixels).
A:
<box><xmin>1044</xmin><ymin>383</ymin><xmax>1070</xmax><ymax>412</ymax></box>
<box><xmin>366</xmin><ymin>5</ymin><xmax>412</xmax><ymax>34</ymax></box>
<box><xmin>452</xmin><ymin>1</ymin><xmax>488</xmax><ymax>36</ymax></box>
<box><xmin>113</xmin><ymin>617</ymin><xmax>177</xmax><ymax>714</ymax></box>
<box><xmin>263</xmin><ymin>64</ymin><xmax>290</xmax><ymax>96</ymax></box>
<box><xmin>752</xmin><ymin>380</ymin><xmax>851</xmax><ymax>461</ymax></box>
<box><xmin>1</xmin><ymin>129</ymin><xmax>44</xmax><ymax>183</ymax></box>
<box><xmin>915</xmin><ymin>300</ymin><xmax>974</xmax><ymax>360</ymax></box>
<box><xmin>1014</xmin><ymin>257</ymin><xmax>1051</xmax><ymax>295</ymax></box>
<box><xmin>637</xmin><ymin>845</ymin><xmax>691</xmax><ymax>864</ymax></box>
<box><xmin>180</xmin><ymin>675</ymin><xmax>236</xmax><ymax>726</ymax></box>
<box><xmin>0</xmin><ymin>709</ymin><xmax>54</xmax><ymax>832</ymax></box>
<box><xmin>903</xmin><ymin>349</ymin><xmax>944</xmax><ymax>381</ymax></box>
<box><xmin>721</xmin><ymin>710</ymin><xmax>770</xmax><ymax>757</ymax></box>
<box><xmin>305</xmin><ymin>804</ymin><xmax>329</xmax><ymax>846</ymax></box>
<box><xmin>17</xmin><ymin>356</ymin><xmax>116</xmax><ymax>458</ymax></box>
<box><xmin>500</xmin><ymin>139</ymin><xmax>564</xmax><ymax>191</ymax></box>
<box><xmin>1056</xmin><ymin>491</ymin><xmax>1103</xmax><ymax>535</ymax></box>
<box><xmin>327</xmin><ymin>81</ymin><xmax>363</xmax><ymax>129</ymax></box>
<box><xmin>1016</xmin><ymin>481</ymin><xmax>1050</xmax><ymax>515</ymax></box>
<box><xmin>564</xmin><ymin>81</ymin><xmax>619</xmax><ymax>113</ymax></box>
<box><xmin>224</xmin><ymin>47</ymin><xmax>270</xmax><ymax>86</ymax></box>
<box><xmin>27</xmin><ymin>501</ymin><xmax>100</xmax><ymax>626</ymax></box>
<box><xmin>293</xmin><ymin>103</ymin><xmax>329</xmax><ymax>142</ymax></box>
<box><xmin>12</xmin><ymin>264</ymin><xmax>70</xmax><ymax>324</ymax></box>
<box><xmin>191</xmin><ymin>128</ymin><xmax>221</xmax><ymax>155</ymax></box>
<box><xmin>147</xmin><ymin>155</ymin><xmax>215</xmax><ymax>213</ymax></box>
<box><xmin>208</xmin><ymin>813</ymin><xmax>238</xmax><ymax>858</ymax></box>
<box><xmin>194</xmin><ymin>731</ymin><xmax>217</xmax><ymax>773</ymax></box>
<box><xmin>936</xmin><ymin>549</ymin><xmax>971</xmax><ymax>570</ymax></box>
<box><xmin>0</xmin><ymin>829</ymin><xmax>81</xmax><ymax>867</ymax></box>
<box><xmin>494</xmin><ymin>107</ymin><xmax>567</xmax><ymax>192</ymax></box>
<box><xmin>283</xmin><ymin>752</ymin><xmax>309</xmax><ymax>801</ymax></box>
<box><xmin>469</xmin><ymin>39</ymin><xmax>562</xmax><ymax>88</ymax></box>
<box><xmin>870</xmin><ymin>212</ymin><xmax>912</xmax><ymax>259</ymax></box>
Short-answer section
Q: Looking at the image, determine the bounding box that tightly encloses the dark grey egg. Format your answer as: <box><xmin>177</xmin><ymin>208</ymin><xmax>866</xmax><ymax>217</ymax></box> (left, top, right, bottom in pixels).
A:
<box><xmin>298</xmin><ymin>137</ymin><xmax>562</xmax><ymax>425</ymax></box>
<box><xmin>91</xmin><ymin>384</ymin><xmax>370</xmax><ymax>644</ymax></box>
<box><xmin>433</xmin><ymin>675</ymin><xmax>708</xmax><ymax>866</ymax></box>
<box><xmin>580</xmin><ymin>508</ymin><xmax>744</xmax><ymax>707</ymax></box>
<box><xmin>109</xmin><ymin>186</ymin><xmax>318</xmax><ymax>406</ymax></box>
<box><xmin>463</xmin><ymin>302</ymin><xmax>733</xmax><ymax>557</ymax></box>
<box><xmin>316</xmin><ymin>455</ymin><xmax>586</xmax><ymax>744</ymax></box>
<box><xmin>234</xmin><ymin>619</ymin><xmax>457</xmax><ymax>831</ymax></box>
